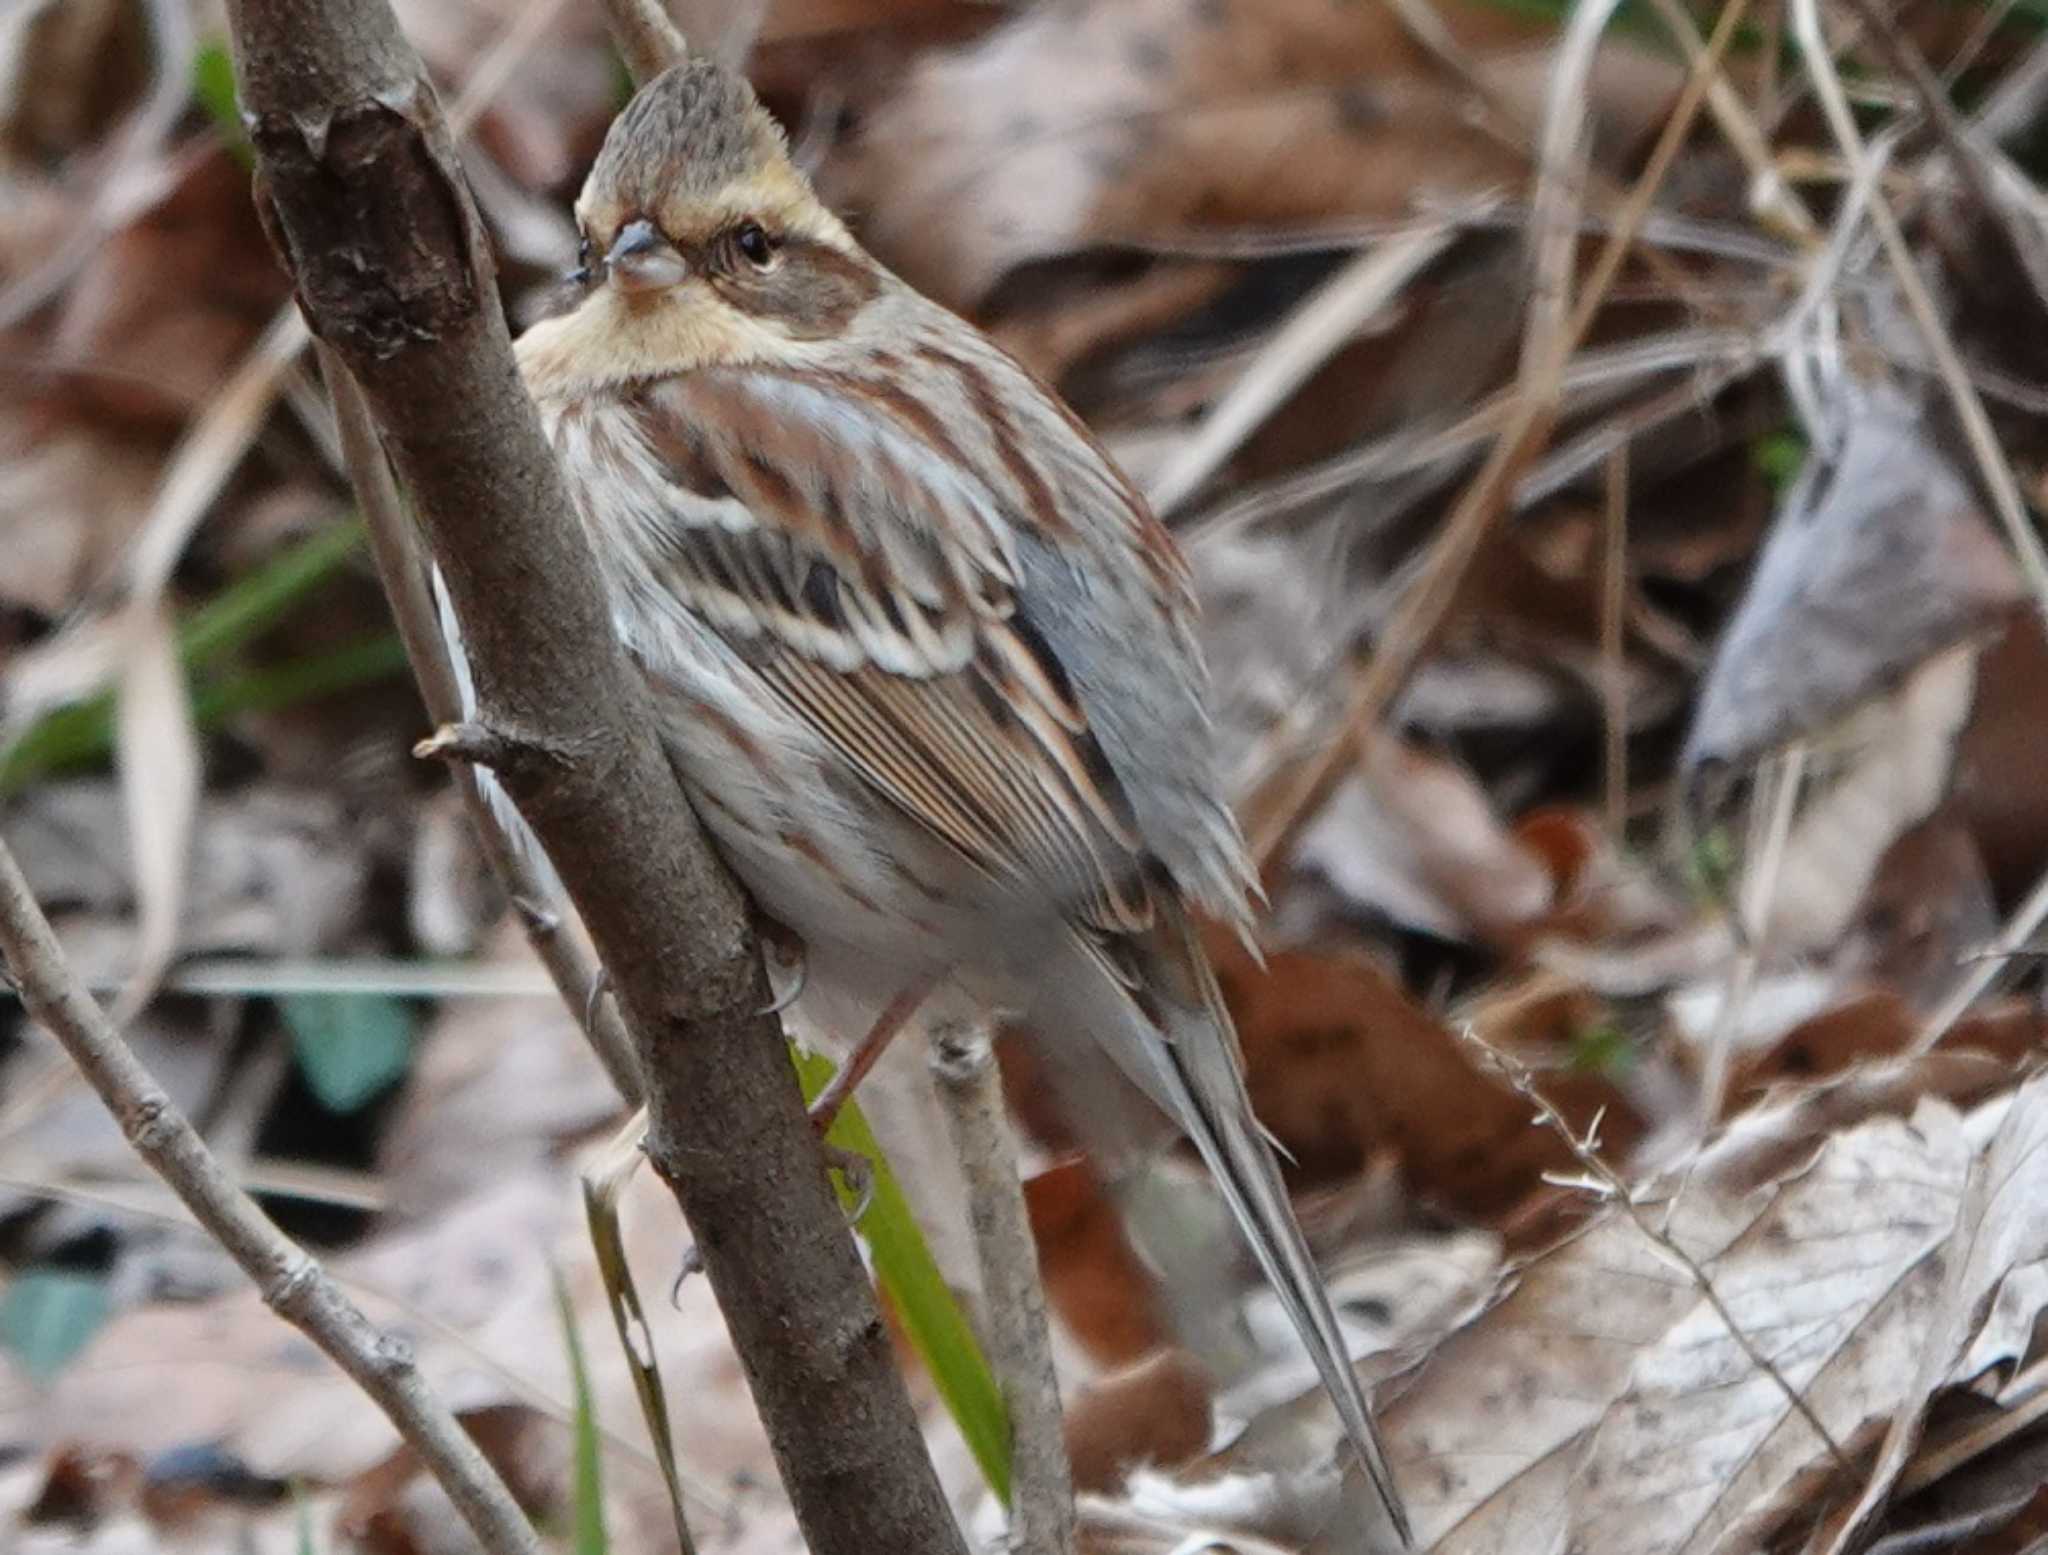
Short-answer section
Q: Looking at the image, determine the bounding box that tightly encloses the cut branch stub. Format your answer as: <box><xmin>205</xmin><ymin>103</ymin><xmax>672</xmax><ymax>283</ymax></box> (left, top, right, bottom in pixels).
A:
<box><xmin>413</xmin><ymin>720</ymin><xmax>584</xmax><ymax>800</ymax></box>
<box><xmin>250</xmin><ymin>91</ymin><xmax>482</xmax><ymax>363</ymax></box>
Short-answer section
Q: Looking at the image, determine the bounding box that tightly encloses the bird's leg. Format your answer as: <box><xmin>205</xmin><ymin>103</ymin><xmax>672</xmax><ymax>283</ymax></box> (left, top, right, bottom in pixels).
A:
<box><xmin>806</xmin><ymin>975</ymin><xmax>937</xmax><ymax>1138</ymax></box>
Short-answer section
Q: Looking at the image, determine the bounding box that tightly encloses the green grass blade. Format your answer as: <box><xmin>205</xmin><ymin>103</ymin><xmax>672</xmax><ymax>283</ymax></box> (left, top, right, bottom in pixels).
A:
<box><xmin>551</xmin><ymin>1264</ymin><xmax>610</xmax><ymax>1555</ymax></box>
<box><xmin>189</xmin><ymin>633</ymin><xmax>411</xmax><ymax>725</ymax></box>
<box><xmin>179</xmin><ymin>519</ymin><xmax>369</xmax><ymax>667</ymax></box>
<box><xmin>293</xmin><ymin>1483</ymin><xmax>317</xmax><ymax>1555</ymax></box>
<box><xmin>0</xmin><ymin>521</ymin><xmax>376</xmax><ymax>794</ymax></box>
<box><xmin>191</xmin><ymin>42</ymin><xmax>252</xmax><ymax>167</ymax></box>
<box><xmin>790</xmin><ymin>1045</ymin><xmax>1013</xmax><ymax>1505</ymax></box>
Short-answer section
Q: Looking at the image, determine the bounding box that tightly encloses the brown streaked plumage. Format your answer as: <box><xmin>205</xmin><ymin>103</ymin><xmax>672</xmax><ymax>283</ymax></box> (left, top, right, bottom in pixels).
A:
<box><xmin>439</xmin><ymin>55</ymin><xmax>1413</xmax><ymax>1546</ymax></box>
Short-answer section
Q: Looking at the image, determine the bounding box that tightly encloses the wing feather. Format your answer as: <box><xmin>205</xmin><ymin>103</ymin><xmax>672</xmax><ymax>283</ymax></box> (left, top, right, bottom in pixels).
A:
<box><xmin>606</xmin><ymin>368</ymin><xmax>1154</xmax><ymax>932</ymax></box>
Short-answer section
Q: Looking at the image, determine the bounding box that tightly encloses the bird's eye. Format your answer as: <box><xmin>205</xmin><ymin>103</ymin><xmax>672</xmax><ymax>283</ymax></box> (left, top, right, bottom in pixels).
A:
<box><xmin>734</xmin><ymin>221</ymin><xmax>776</xmax><ymax>268</ymax></box>
<box><xmin>569</xmin><ymin>233</ymin><xmax>596</xmax><ymax>285</ymax></box>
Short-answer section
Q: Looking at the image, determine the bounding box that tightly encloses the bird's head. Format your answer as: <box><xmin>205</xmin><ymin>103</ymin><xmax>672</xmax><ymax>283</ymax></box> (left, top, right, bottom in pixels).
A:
<box><xmin>519</xmin><ymin>58</ymin><xmax>880</xmax><ymax>392</ymax></box>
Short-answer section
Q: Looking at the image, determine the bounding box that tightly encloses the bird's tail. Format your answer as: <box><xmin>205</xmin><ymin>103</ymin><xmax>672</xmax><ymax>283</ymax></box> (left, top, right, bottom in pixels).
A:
<box><xmin>1072</xmin><ymin>901</ymin><xmax>1414</xmax><ymax>1548</ymax></box>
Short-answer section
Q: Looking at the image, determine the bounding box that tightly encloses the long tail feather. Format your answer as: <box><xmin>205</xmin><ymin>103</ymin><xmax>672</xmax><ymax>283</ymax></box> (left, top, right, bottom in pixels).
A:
<box><xmin>1089</xmin><ymin>904</ymin><xmax>1414</xmax><ymax>1548</ymax></box>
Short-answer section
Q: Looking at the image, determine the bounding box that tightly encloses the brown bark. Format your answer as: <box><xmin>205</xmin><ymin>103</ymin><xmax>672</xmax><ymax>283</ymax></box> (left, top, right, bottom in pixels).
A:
<box><xmin>221</xmin><ymin>1</ymin><xmax>967</xmax><ymax>1548</ymax></box>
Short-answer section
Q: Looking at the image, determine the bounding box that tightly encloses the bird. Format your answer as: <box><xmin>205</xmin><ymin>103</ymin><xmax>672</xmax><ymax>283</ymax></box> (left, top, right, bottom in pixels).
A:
<box><xmin>441</xmin><ymin>55</ymin><xmax>1412</xmax><ymax>1545</ymax></box>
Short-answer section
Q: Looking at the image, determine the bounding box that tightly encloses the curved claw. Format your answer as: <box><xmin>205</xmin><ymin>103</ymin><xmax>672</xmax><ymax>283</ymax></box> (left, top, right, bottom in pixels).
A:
<box><xmin>757</xmin><ymin>939</ymin><xmax>808</xmax><ymax>1017</ymax></box>
<box><xmin>670</xmin><ymin>1241</ymin><xmax>704</xmax><ymax>1307</ymax></box>
<box><xmin>823</xmin><ymin>1143</ymin><xmax>876</xmax><ymax>1225</ymax></box>
<box><xmin>584</xmin><ymin>965</ymin><xmax>613</xmax><ymax>1035</ymax></box>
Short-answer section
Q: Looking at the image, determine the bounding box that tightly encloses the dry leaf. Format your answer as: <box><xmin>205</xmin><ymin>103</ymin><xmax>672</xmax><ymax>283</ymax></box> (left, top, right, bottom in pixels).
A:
<box><xmin>824</xmin><ymin>0</ymin><xmax>1552</xmax><ymax>307</ymax></box>
<box><xmin>1211</xmin><ymin>936</ymin><xmax>1640</xmax><ymax>1221</ymax></box>
<box><xmin>1389</xmin><ymin>1084</ymin><xmax>2048</xmax><ymax>1554</ymax></box>
<box><xmin>1760</xmin><ymin>641</ymin><xmax>1981</xmax><ymax>955</ymax></box>
<box><xmin>1817</xmin><ymin>1070</ymin><xmax>2048</xmax><ymax>1553</ymax></box>
<box><xmin>1682</xmin><ymin>378</ymin><xmax>2024</xmax><ymax>791</ymax></box>
<box><xmin>1280</xmin><ymin>740</ymin><xmax>1556</xmax><ymax>951</ymax></box>
<box><xmin>109</xmin><ymin>603</ymin><xmax>197</xmax><ymax>1025</ymax></box>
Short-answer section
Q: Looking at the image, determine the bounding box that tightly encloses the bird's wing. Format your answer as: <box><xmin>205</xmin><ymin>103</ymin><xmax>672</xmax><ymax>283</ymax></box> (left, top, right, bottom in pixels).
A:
<box><xmin>607</xmin><ymin>366</ymin><xmax>1168</xmax><ymax>934</ymax></box>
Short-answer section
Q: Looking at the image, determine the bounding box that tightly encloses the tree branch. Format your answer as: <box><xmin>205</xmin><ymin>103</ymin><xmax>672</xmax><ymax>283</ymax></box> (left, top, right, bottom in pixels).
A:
<box><xmin>597</xmin><ymin>0</ymin><xmax>687</xmax><ymax>83</ymax></box>
<box><xmin>931</xmin><ymin>1018</ymin><xmax>1076</xmax><ymax>1555</ymax></box>
<box><xmin>0</xmin><ymin>839</ymin><xmax>544</xmax><ymax>1555</ymax></box>
<box><xmin>223</xmin><ymin>0</ymin><xmax>966</xmax><ymax>1549</ymax></box>
<box><xmin>320</xmin><ymin>349</ymin><xmax>644</xmax><ymax>1100</ymax></box>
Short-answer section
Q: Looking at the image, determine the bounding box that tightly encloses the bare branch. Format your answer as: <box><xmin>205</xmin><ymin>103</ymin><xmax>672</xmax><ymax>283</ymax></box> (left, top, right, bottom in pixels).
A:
<box><xmin>599</xmin><ymin>0</ymin><xmax>686</xmax><ymax>84</ymax></box>
<box><xmin>321</xmin><ymin>352</ymin><xmax>643</xmax><ymax>1100</ymax></box>
<box><xmin>930</xmin><ymin>1019</ymin><xmax>1076</xmax><ymax>1555</ymax></box>
<box><xmin>0</xmin><ymin>839</ymin><xmax>545</xmax><ymax>1555</ymax></box>
<box><xmin>223</xmin><ymin>0</ymin><xmax>967</xmax><ymax>1549</ymax></box>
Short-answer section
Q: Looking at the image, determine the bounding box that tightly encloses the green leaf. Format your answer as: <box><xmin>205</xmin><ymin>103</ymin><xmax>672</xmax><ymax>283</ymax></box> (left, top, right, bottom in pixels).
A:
<box><xmin>1686</xmin><ymin>823</ymin><xmax>1738</xmax><ymax>906</ymax></box>
<box><xmin>0</xmin><ymin>520</ymin><xmax>377</xmax><ymax>795</ymax></box>
<box><xmin>552</xmin><ymin>1265</ymin><xmax>609</xmax><ymax>1555</ymax></box>
<box><xmin>791</xmin><ymin>1046</ymin><xmax>1013</xmax><ymax>1505</ymax></box>
<box><xmin>192</xmin><ymin>43</ymin><xmax>251</xmax><ymax>167</ymax></box>
<box><xmin>1567</xmin><ymin>1021</ymin><xmax>1635</xmax><ymax>1078</ymax></box>
<box><xmin>282</xmin><ymin>993</ymin><xmax>417</xmax><ymax>1113</ymax></box>
<box><xmin>1</xmin><ymin>1268</ymin><xmax>111</xmax><ymax>1382</ymax></box>
<box><xmin>1752</xmin><ymin>428</ymin><xmax>1809</xmax><ymax>495</ymax></box>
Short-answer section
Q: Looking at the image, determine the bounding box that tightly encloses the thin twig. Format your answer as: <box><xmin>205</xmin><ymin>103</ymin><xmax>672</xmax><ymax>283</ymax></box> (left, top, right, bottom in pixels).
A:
<box><xmin>1791</xmin><ymin>0</ymin><xmax>2048</xmax><ymax>631</ymax></box>
<box><xmin>0</xmin><ymin>1161</ymin><xmax>739</xmax><ymax>1519</ymax></box>
<box><xmin>0</xmin><ymin>837</ymin><xmax>544</xmax><ymax>1555</ymax></box>
<box><xmin>1601</xmin><ymin>446</ymin><xmax>1629</xmax><ymax>840</ymax></box>
<box><xmin>321</xmin><ymin>349</ymin><xmax>643</xmax><ymax>1101</ymax></box>
<box><xmin>930</xmin><ymin>1018</ymin><xmax>1076</xmax><ymax>1555</ymax></box>
<box><xmin>1833</xmin><ymin>0</ymin><xmax>2048</xmax><ymax>310</ymax></box>
<box><xmin>597</xmin><ymin>0</ymin><xmax>687</xmax><ymax>83</ymax></box>
<box><xmin>1457</xmin><ymin>1025</ymin><xmax>1850</xmax><ymax>1468</ymax></box>
<box><xmin>1696</xmin><ymin>744</ymin><xmax>1805</xmax><ymax>1132</ymax></box>
<box><xmin>1147</xmin><ymin>222</ymin><xmax>1461</xmax><ymax>518</ymax></box>
<box><xmin>1913</xmin><ymin>862</ymin><xmax>2048</xmax><ymax>1052</ymax></box>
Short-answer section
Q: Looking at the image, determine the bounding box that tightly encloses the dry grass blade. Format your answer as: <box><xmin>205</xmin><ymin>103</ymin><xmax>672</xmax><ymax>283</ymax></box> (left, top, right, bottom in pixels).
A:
<box><xmin>1973</xmin><ymin>36</ymin><xmax>2048</xmax><ymax>140</ymax></box>
<box><xmin>1243</xmin><ymin>0</ymin><xmax>1753</xmax><ymax>869</ymax></box>
<box><xmin>1835</xmin><ymin>0</ymin><xmax>2048</xmax><ymax>311</ymax></box>
<box><xmin>108</xmin><ymin>604</ymin><xmax>199</xmax><ymax>1027</ymax></box>
<box><xmin>1148</xmin><ymin>222</ymin><xmax>1462</xmax><ymax>519</ymax></box>
<box><xmin>1695</xmin><ymin>744</ymin><xmax>1805</xmax><ymax>1134</ymax></box>
<box><xmin>1790</xmin><ymin>0</ymin><xmax>2048</xmax><ymax>627</ymax></box>
<box><xmin>1637</xmin><ymin>0</ymin><xmax>1818</xmax><ymax>242</ymax></box>
<box><xmin>581</xmin><ymin>1107</ymin><xmax>699</xmax><ymax>1555</ymax></box>
<box><xmin>599</xmin><ymin>0</ymin><xmax>689</xmax><ymax>84</ymax></box>
<box><xmin>1914</xmin><ymin>863</ymin><xmax>2048</xmax><ymax>1051</ymax></box>
<box><xmin>126</xmin><ymin>310</ymin><xmax>312</xmax><ymax>598</ymax></box>
<box><xmin>1601</xmin><ymin>446</ymin><xmax>1628</xmax><ymax>836</ymax></box>
<box><xmin>0</xmin><ymin>0</ymin><xmax>197</xmax><ymax>330</ymax></box>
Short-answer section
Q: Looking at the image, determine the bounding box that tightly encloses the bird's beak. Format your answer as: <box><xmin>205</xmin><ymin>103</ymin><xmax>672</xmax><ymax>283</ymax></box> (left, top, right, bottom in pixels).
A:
<box><xmin>606</xmin><ymin>219</ymin><xmax>688</xmax><ymax>295</ymax></box>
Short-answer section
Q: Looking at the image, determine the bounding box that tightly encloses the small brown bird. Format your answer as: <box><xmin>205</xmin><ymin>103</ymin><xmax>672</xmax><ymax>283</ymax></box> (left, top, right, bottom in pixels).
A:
<box><xmin>446</xmin><ymin>57</ymin><xmax>1412</xmax><ymax>1544</ymax></box>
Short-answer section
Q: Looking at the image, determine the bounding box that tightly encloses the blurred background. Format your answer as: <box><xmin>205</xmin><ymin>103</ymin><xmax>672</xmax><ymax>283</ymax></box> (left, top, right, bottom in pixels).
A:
<box><xmin>7</xmin><ymin>0</ymin><xmax>2048</xmax><ymax>1549</ymax></box>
